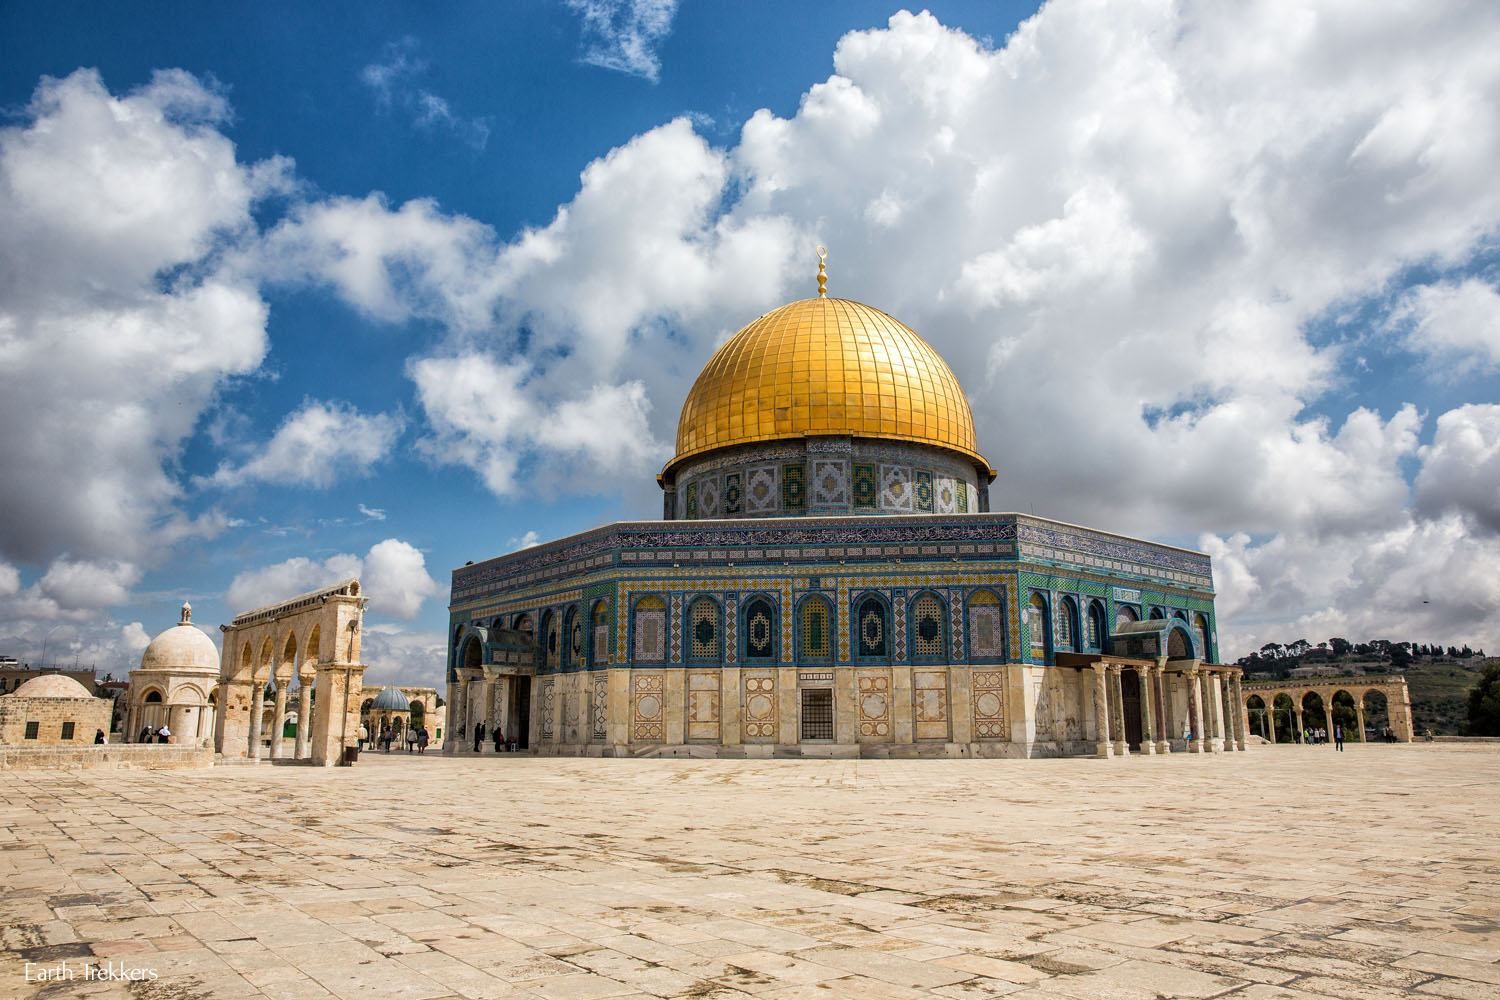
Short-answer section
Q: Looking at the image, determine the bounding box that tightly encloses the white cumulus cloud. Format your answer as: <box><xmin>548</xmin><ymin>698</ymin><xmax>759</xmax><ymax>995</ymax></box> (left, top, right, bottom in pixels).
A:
<box><xmin>206</xmin><ymin>399</ymin><xmax>403</xmax><ymax>489</ymax></box>
<box><xmin>225</xmin><ymin>538</ymin><xmax>438</xmax><ymax>621</ymax></box>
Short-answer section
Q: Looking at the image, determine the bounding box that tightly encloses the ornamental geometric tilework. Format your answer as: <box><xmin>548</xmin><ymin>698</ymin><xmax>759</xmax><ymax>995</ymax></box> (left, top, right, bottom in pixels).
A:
<box><xmin>853</xmin><ymin>463</ymin><xmax>877</xmax><ymax>509</ymax></box>
<box><xmin>746</xmin><ymin>466</ymin><xmax>777</xmax><ymax>513</ymax></box>
<box><xmin>811</xmin><ymin>459</ymin><xmax>849</xmax><ymax>507</ymax></box>
<box><xmin>893</xmin><ymin>594</ymin><xmax>907</xmax><ymax>662</ymax></box>
<box><xmin>782</xmin><ymin>463</ymin><xmax>805</xmax><ymax>511</ymax></box>
<box><xmin>569</xmin><ymin>615</ymin><xmax>583</xmax><ymax>663</ymax></box>
<box><xmin>540</xmin><ymin>680</ymin><xmax>555</xmax><ymax>739</ymax></box>
<box><xmin>743</xmin><ymin>597</ymin><xmax>775</xmax><ymax>660</ymax></box>
<box><xmin>880</xmin><ymin>464</ymin><xmax>914</xmax><ymax>512</ymax></box>
<box><xmin>742</xmin><ymin>673</ymin><xmax>776</xmax><ymax>741</ymax></box>
<box><xmin>935</xmin><ymin>476</ymin><xmax>957</xmax><ymax>514</ymax></box>
<box><xmin>914</xmin><ymin>670</ymin><xmax>949</xmax><ymax>740</ymax></box>
<box><xmin>631</xmin><ymin>673</ymin><xmax>664</xmax><ymax>742</ymax></box>
<box><xmin>724</xmin><ymin>594</ymin><xmax>738</xmax><ymax>665</ymax></box>
<box><xmin>633</xmin><ymin>597</ymin><xmax>666</xmax><ymax>663</ymax></box>
<box><xmin>969</xmin><ymin>590</ymin><xmax>1005</xmax><ymax>659</ymax></box>
<box><xmin>915</xmin><ymin>469</ymin><xmax>933</xmax><ymax>512</ymax></box>
<box><xmin>1085</xmin><ymin>603</ymin><xmax>1100</xmax><ymax>648</ymax></box>
<box><xmin>686</xmin><ymin>670</ymin><xmax>720</xmax><ymax>742</ymax></box>
<box><xmin>800</xmin><ymin>598</ymin><xmax>831</xmax><ymax>661</ymax></box>
<box><xmin>685</xmin><ymin>481</ymin><xmax>698</xmax><ymax>519</ymax></box>
<box><xmin>857</xmin><ymin>597</ymin><xmax>888</xmax><ymax>658</ymax></box>
<box><xmin>912</xmin><ymin>594</ymin><xmax>943</xmax><ymax>659</ymax></box>
<box><xmin>1055</xmin><ymin>597</ymin><xmax>1074</xmax><ymax>648</ymax></box>
<box><xmin>837</xmin><ymin>578</ymin><xmax>851</xmax><ymax>659</ymax></box>
<box><xmin>973</xmin><ymin>670</ymin><xmax>1007</xmax><ymax>739</ymax></box>
<box><xmin>689</xmin><ymin>597</ymin><xmax>718</xmax><ymax>660</ymax></box>
<box><xmin>949</xmin><ymin>592</ymin><xmax>965</xmax><ymax>661</ymax></box>
<box><xmin>956</xmin><ymin>479</ymin><xmax>969</xmax><ymax>513</ymax></box>
<box><xmin>722</xmin><ymin>472</ymin><xmax>742</xmax><ymax>515</ymax></box>
<box><xmin>698</xmin><ymin>476</ymin><xmax>721</xmax><ymax>518</ymax></box>
<box><xmin>780</xmin><ymin>581</ymin><xmax>795</xmax><ymax>661</ymax></box>
<box><xmin>858</xmin><ymin>671</ymin><xmax>890</xmax><ymax>739</ymax></box>
<box><xmin>669</xmin><ymin>594</ymin><xmax>683</xmax><ymax>662</ymax></box>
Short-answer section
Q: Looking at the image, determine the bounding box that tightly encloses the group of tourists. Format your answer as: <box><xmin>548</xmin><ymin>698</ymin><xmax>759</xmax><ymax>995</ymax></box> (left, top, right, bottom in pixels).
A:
<box><xmin>136</xmin><ymin>724</ymin><xmax>172</xmax><ymax>744</ymax></box>
<box><xmin>472</xmin><ymin>719</ymin><xmax>516</xmax><ymax>753</ymax></box>
<box><xmin>356</xmin><ymin>723</ymin><xmax>430</xmax><ymax>753</ymax></box>
<box><xmin>1300</xmin><ymin>722</ymin><xmax>1398</xmax><ymax>749</ymax></box>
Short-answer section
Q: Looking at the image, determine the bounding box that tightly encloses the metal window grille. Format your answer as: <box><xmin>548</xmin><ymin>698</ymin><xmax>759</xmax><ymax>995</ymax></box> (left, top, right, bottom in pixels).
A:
<box><xmin>800</xmin><ymin>688</ymin><xmax>833</xmax><ymax>740</ymax></box>
<box><xmin>801</xmin><ymin>601</ymin><xmax>829</xmax><ymax>659</ymax></box>
<box><xmin>913</xmin><ymin>595</ymin><xmax>943</xmax><ymax>658</ymax></box>
<box><xmin>689</xmin><ymin>599</ymin><xmax>718</xmax><ymax>659</ymax></box>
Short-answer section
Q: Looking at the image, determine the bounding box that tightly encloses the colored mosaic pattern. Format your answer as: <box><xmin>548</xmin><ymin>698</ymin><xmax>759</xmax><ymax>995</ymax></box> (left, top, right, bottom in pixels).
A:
<box><xmin>782</xmin><ymin>463</ymin><xmax>805</xmax><ymax>511</ymax></box>
<box><xmin>935</xmin><ymin>477</ymin><xmax>957</xmax><ymax>514</ymax></box>
<box><xmin>742</xmin><ymin>673</ymin><xmax>776</xmax><ymax>741</ymax></box>
<box><xmin>893</xmin><ymin>592</ymin><xmax>907</xmax><ymax>662</ymax></box>
<box><xmin>780</xmin><ymin>581</ymin><xmax>794</xmax><ymax>661</ymax></box>
<box><xmin>1055</xmin><ymin>597</ymin><xmax>1074</xmax><ymax>648</ymax></box>
<box><xmin>837</xmin><ymin>579</ymin><xmax>851</xmax><ymax>660</ymax></box>
<box><xmin>811</xmin><ymin>459</ymin><xmax>850</xmax><ymax>507</ymax></box>
<box><xmin>949</xmin><ymin>591</ymin><xmax>965</xmax><ymax>661</ymax></box>
<box><xmin>698</xmin><ymin>476</ymin><xmax>721</xmax><ymax>518</ymax></box>
<box><xmin>689</xmin><ymin>597</ymin><xmax>718</xmax><ymax>660</ymax></box>
<box><xmin>743</xmin><ymin>597</ymin><xmax>775</xmax><ymax>660</ymax></box>
<box><xmin>540</xmin><ymin>680</ymin><xmax>555</xmax><ymax>739</ymax></box>
<box><xmin>852</xmin><ymin>463</ymin><xmax>877</xmax><ymax>509</ymax></box>
<box><xmin>722</xmin><ymin>472</ymin><xmax>742</xmax><ymax>515</ymax></box>
<box><xmin>724</xmin><ymin>594</ymin><xmax>738</xmax><ymax>665</ymax></box>
<box><xmin>591</xmin><ymin>676</ymin><xmax>607</xmax><ymax>740</ymax></box>
<box><xmin>669</xmin><ymin>594</ymin><xmax>683</xmax><ymax>662</ymax></box>
<box><xmin>633</xmin><ymin>597</ymin><xmax>666</xmax><ymax>663</ymax></box>
<box><xmin>881</xmin><ymin>464</ymin><xmax>914</xmax><ymax>512</ymax></box>
<box><xmin>631</xmin><ymin>673</ymin><xmax>664</xmax><ymax>742</ymax></box>
<box><xmin>592</xmin><ymin>600</ymin><xmax>609</xmax><ymax>666</ymax></box>
<box><xmin>858</xmin><ymin>671</ymin><xmax>890</xmax><ymax>739</ymax></box>
<box><xmin>956</xmin><ymin>479</ymin><xmax>969</xmax><ymax>514</ymax></box>
<box><xmin>912</xmin><ymin>594</ymin><xmax>943</xmax><ymax>659</ymax></box>
<box><xmin>685</xmin><ymin>482</ymin><xmax>699</xmax><ymax>519</ymax></box>
<box><xmin>800</xmin><ymin>598</ymin><xmax>831</xmax><ymax>660</ymax></box>
<box><xmin>915</xmin><ymin>469</ymin><xmax>933</xmax><ymax>512</ymax></box>
<box><xmin>746</xmin><ymin>466</ymin><xmax>777</xmax><ymax>513</ymax></box>
<box><xmin>1027</xmin><ymin>593</ymin><xmax>1047</xmax><ymax>653</ymax></box>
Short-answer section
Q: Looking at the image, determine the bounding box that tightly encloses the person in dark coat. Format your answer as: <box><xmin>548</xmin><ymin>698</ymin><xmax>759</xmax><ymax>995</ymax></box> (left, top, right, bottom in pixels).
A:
<box><xmin>493</xmin><ymin>725</ymin><xmax>503</xmax><ymax>753</ymax></box>
<box><xmin>473</xmin><ymin>720</ymin><xmax>485</xmax><ymax>753</ymax></box>
<box><xmin>94</xmin><ymin>729</ymin><xmax>106</xmax><ymax>745</ymax></box>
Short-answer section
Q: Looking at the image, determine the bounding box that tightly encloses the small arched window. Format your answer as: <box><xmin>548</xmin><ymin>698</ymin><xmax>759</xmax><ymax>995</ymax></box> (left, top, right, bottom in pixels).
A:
<box><xmin>1149</xmin><ymin>607</ymin><xmax>1165</xmax><ymax>620</ymax></box>
<box><xmin>911</xmin><ymin>593</ymin><xmax>946</xmax><ymax>662</ymax></box>
<box><xmin>1194</xmin><ymin>613</ymin><xmax>1212</xmax><ymax>661</ymax></box>
<box><xmin>565</xmin><ymin>607</ymin><xmax>583</xmax><ymax>667</ymax></box>
<box><xmin>743</xmin><ymin>597</ymin><xmax>776</xmax><ymax>662</ymax></box>
<box><xmin>632</xmin><ymin>597</ymin><xmax>667</xmax><ymax>663</ymax></box>
<box><xmin>967</xmin><ymin>589</ymin><xmax>1005</xmax><ymax>660</ymax></box>
<box><xmin>1085</xmin><ymin>601</ymin><xmax>1106</xmax><ymax>650</ymax></box>
<box><xmin>1167</xmin><ymin>627</ymin><xmax>1192</xmax><ymax>659</ymax></box>
<box><xmin>541</xmin><ymin>611</ymin><xmax>559</xmax><ymax>668</ymax></box>
<box><xmin>1027</xmin><ymin>593</ymin><xmax>1048</xmax><ymax>655</ymax></box>
<box><xmin>1055</xmin><ymin>596</ymin><xmax>1076</xmax><ymax>651</ymax></box>
<box><xmin>1115</xmin><ymin>605</ymin><xmax>1139</xmax><ymax>629</ymax></box>
<box><xmin>591</xmin><ymin>600</ymin><xmax>609</xmax><ymax>666</ymax></box>
<box><xmin>855</xmin><ymin>596</ymin><xmax>889</xmax><ymax>661</ymax></box>
<box><xmin>688</xmin><ymin>597</ymin><xmax>720</xmax><ymax>661</ymax></box>
<box><xmin>798</xmin><ymin>596</ymin><xmax>832</xmax><ymax>663</ymax></box>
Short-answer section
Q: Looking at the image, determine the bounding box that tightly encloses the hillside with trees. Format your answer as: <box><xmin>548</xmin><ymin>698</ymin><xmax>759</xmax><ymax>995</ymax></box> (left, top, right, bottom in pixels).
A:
<box><xmin>1236</xmin><ymin>638</ymin><xmax>1494</xmax><ymax>735</ymax></box>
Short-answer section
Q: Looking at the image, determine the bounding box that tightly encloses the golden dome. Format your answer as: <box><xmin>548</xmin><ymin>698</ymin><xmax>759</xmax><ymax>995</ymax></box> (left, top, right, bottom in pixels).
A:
<box><xmin>668</xmin><ymin>297</ymin><xmax>989</xmax><ymax>476</ymax></box>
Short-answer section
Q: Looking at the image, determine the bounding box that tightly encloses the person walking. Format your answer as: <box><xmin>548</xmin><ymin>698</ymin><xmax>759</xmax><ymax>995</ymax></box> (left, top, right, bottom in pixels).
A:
<box><xmin>406</xmin><ymin>726</ymin><xmax>417</xmax><ymax>753</ymax></box>
<box><xmin>157</xmin><ymin>724</ymin><xmax>171</xmax><ymax>745</ymax></box>
<box><xmin>493</xmin><ymin>725</ymin><xmax>503</xmax><ymax>754</ymax></box>
<box><xmin>417</xmin><ymin>726</ymin><xmax>429</xmax><ymax>754</ymax></box>
<box><xmin>1334</xmin><ymin>723</ymin><xmax>1344</xmax><ymax>751</ymax></box>
<box><xmin>139</xmin><ymin>725</ymin><xmax>152</xmax><ymax>744</ymax></box>
<box><xmin>473</xmin><ymin>719</ymin><xmax>485</xmax><ymax>753</ymax></box>
<box><xmin>357</xmin><ymin>722</ymin><xmax>368</xmax><ymax>751</ymax></box>
<box><xmin>380</xmin><ymin>724</ymin><xmax>391</xmax><ymax>752</ymax></box>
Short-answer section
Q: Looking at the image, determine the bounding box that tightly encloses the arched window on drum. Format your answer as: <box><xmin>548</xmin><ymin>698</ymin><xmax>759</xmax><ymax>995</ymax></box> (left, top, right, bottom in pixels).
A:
<box><xmin>967</xmin><ymin>589</ymin><xmax>1005</xmax><ymax>661</ymax></box>
<box><xmin>910</xmin><ymin>593</ymin><xmax>947</xmax><ymax>663</ymax></box>
<box><xmin>1194</xmin><ymin>613</ymin><xmax>1213</xmax><ymax>662</ymax></box>
<box><xmin>855</xmin><ymin>595</ymin><xmax>890</xmax><ymax>663</ymax></box>
<box><xmin>590</xmin><ymin>600</ymin><xmax>609</xmax><ymax>666</ymax></box>
<box><xmin>742</xmin><ymin>597</ymin><xmax>777</xmax><ymax>663</ymax></box>
<box><xmin>797</xmin><ymin>596</ymin><xmax>832</xmax><ymax>663</ymax></box>
<box><xmin>1026</xmin><ymin>592</ymin><xmax>1050</xmax><ymax>659</ymax></box>
<box><xmin>1085</xmin><ymin>600</ymin><xmax>1106</xmax><ymax>652</ymax></box>
<box><xmin>632</xmin><ymin>597</ymin><xmax>667</xmax><ymax>664</ymax></box>
<box><xmin>1054</xmin><ymin>596</ymin><xmax>1077</xmax><ymax>653</ymax></box>
<box><xmin>688</xmin><ymin>597</ymin><xmax>720</xmax><ymax>662</ymax></box>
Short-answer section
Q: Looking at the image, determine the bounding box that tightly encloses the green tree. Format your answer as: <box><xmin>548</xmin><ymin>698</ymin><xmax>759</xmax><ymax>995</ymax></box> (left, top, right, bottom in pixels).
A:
<box><xmin>1329</xmin><ymin>637</ymin><xmax>1351</xmax><ymax>655</ymax></box>
<box><xmin>1468</xmin><ymin>665</ymin><xmax>1500</xmax><ymax>736</ymax></box>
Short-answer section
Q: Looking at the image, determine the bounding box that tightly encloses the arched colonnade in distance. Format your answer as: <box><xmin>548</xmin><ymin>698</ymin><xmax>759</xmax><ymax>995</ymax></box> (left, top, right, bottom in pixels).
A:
<box><xmin>1241</xmin><ymin>676</ymin><xmax>1414</xmax><ymax>744</ymax></box>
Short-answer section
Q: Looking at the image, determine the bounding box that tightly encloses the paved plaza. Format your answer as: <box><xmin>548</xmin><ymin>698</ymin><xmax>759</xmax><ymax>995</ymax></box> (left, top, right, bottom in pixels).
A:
<box><xmin>2</xmin><ymin>746</ymin><xmax>1498</xmax><ymax>1000</ymax></box>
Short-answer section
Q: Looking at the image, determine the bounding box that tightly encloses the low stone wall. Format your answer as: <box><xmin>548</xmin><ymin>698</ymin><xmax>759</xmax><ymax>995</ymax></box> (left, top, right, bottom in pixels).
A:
<box><xmin>1432</xmin><ymin>735</ymin><xmax>1500</xmax><ymax>744</ymax></box>
<box><xmin>0</xmin><ymin>744</ymin><xmax>214</xmax><ymax>771</ymax></box>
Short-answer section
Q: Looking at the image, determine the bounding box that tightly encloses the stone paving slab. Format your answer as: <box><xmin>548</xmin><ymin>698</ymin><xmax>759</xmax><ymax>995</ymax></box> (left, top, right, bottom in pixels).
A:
<box><xmin>1</xmin><ymin>744</ymin><xmax>1498</xmax><ymax>998</ymax></box>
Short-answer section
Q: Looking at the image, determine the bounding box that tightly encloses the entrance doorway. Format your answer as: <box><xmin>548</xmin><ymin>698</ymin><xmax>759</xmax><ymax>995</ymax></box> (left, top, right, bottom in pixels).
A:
<box><xmin>1121</xmin><ymin>668</ymin><xmax>1143</xmax><ymax>750</ymax></box>
<box><xmin>513</xmin><ymin>676</ymin><xmax>532</xmax><ymax>750</ymax></box>
<box><xmin>800</xmin><ymin>688</ymin><xmax>833</xmax><ymax>741</ymax></box>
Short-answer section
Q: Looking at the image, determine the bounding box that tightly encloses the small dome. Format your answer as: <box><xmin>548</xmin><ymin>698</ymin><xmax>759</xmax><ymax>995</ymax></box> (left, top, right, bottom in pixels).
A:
<box><xmin>371</xmin><ymin>686</ymin><xmax>410</xmax><ymax>711</ymax></box>
<box><xmin>139</xmin><ymin>617</ymin><xmax>220</xmax><ymax>675</ymax></box>
<box><xmin>11</xmin><ymin>674</ymin><xmax>93</xmax><ymax>699</ymax></box>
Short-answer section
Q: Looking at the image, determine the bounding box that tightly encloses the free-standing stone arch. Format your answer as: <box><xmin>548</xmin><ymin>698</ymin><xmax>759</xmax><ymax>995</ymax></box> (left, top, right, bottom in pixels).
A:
<box><xmin>216</xmin><ymin>578</ymin><xmax>367</xmax><ymax>766</ymax></box>
<box><xmin>1243</xmin><ymin>676</ymin><xmax>1414</xmax><ymax>743</ymax></box>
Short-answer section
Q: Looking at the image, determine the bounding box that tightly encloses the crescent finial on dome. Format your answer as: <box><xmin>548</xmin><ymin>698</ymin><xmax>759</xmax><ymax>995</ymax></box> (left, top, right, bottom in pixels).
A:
<box><xmin>180</xmin><ymin>601</ymin><xmax>192</xmax><ymax>625</ymax></box>
<box><xmin>816</xmin><ymin>245</ymin><xmax>828</xmax><ymax>298</ymax></box>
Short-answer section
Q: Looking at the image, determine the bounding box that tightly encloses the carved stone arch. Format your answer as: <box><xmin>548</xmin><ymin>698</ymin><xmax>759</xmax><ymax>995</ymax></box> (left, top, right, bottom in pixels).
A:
<box><xmin>741</xmin><ymin>593</ymin><xmax>778</xmax><ymax>663</ymax></box>
<box><xmin>853</xmin><ymin>591</ymin><xmax>892</xmax><ymax>663</ymax></box>
<box><xmin>909</xmin><ymin>590</ymin><xmax>948</xmax><ymax>663</ymax></box>
<box><xmin>966</xmin><ymin>588</ymin><xmax>1006</xmax><ymax>661</ymax></box>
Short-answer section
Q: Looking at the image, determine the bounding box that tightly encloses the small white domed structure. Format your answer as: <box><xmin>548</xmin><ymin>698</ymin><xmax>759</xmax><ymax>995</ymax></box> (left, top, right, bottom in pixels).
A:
<box><xmin>126</xmin><ymin>602</ymin><xmax>220</xmax><ymax>745</ymax></box>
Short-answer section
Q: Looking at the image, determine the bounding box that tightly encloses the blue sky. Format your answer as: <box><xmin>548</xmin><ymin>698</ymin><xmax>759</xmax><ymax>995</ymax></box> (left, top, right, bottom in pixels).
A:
<box><xmin>2</xmin><ymin>0</ymin><xmax>1498</xmax><ymax>685</ymax></box>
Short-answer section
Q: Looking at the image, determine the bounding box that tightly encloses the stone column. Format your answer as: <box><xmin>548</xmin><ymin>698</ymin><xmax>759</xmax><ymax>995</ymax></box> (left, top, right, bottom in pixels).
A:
<box><xmin>1293</xmin><ymin>705</ymin><xmax>1305</xmax><ymax>743</ymax></box>
<box><xmin>311</xmin><ymin>662</ymin><xmax>364</xmax><ymax>767</ymax></box>
<box><xmin>248</xmin><ymin>684</ymin><xmax>264</xmax><ymax>759</ymax></box>
<box><xmin>1231</xmin><ymin>675</ymin><xmax>1247</xmax><ymax>750</ymax></box>
<box><xmin>1187</xmin><ymin>671</ymin><xmax>1205</xmax><ymax>753</ymax></box>
<box><xmin>1137</xmin><ymin>668</ymin><xmax>1156</xmax><ymax>755</ymax></box>
<box><xmin>1109</xmin><ymin>666</ymin><xmax>1129</xmax><ymax>757</ymax></box>
<box><xmin>1355</xmin><ymin>703</ymin><xmax>1366</xmax><ymax>742</ymax></box>
<box><xmin>479</xmin><ymin>673</ymin><xmax>497</xmax><ymax>751</ymax></box>
<box><xmin>1153</xmin><ymin>664</ymin><xmax>1171</xmax><ymax>753</ymax></box>
<box><xmin>295</xmin><ymin>683</ymin><xmax>312</xmax><ymax>758</ymax></box>
<box><xmin>1091</xmin><ymin>664</ymin><xmax>1112</xmax><ymax>758</ymax></box>
<box><xmin>269</xmin><ymin>683</ymin><xmax>289</xmax><ymax>759</ymax></box>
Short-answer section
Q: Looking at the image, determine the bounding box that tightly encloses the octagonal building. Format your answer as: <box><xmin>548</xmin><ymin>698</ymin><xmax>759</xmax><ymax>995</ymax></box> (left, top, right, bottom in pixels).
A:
<box><xmin>447</xmin><ymin>266</ymin><xmax>1246</xmax><ymax>759</ymax></box>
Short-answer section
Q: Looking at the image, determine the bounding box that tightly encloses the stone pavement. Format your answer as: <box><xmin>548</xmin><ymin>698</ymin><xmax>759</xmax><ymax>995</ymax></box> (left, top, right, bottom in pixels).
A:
<box><xmin>2</xmin><ymin>745</ymin><xmax>1498</xmax><ymax>999</ymax></box>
